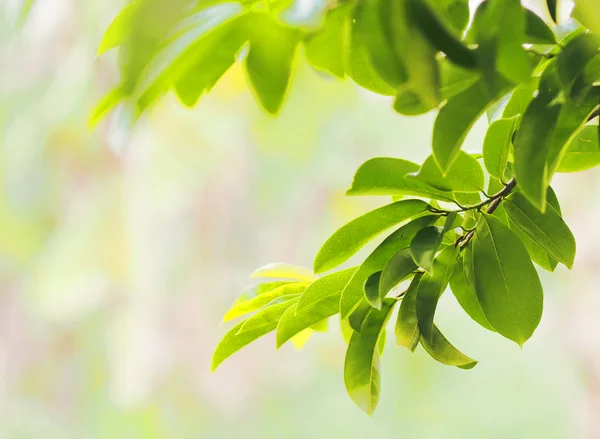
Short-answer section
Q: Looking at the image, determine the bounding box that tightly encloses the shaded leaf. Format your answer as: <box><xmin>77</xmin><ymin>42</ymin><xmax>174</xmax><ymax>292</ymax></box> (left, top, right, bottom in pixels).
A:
<box><xmin>395</xmin><ymin>273</ymin><xmax>423</xmax><ymax>351</ymax></box>
<box><xmin>410</xmin><ymin>227</ymin><xmax>443</xmax><ymax>273</ymax></box>
<box><xmin>378</xmin><ymin>248</ymin><xmax>417</xmax><ymax>305</ymax></box>
<box><xmin>420</xmin><ymin>324</ymin><xmax>477</xmax><ymax>369</ymax></box>
<box><xmin>524</xmin><ymin>8</ymin><xmax>556</xmax><ymax>45</ymax></box>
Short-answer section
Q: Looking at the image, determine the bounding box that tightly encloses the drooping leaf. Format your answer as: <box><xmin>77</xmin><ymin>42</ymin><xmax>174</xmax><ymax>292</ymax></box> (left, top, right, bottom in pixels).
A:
<box><xmin>513</xmin><ymin>65</ymin><xmax>562</xmax><ymax>209</ymax></box>
<box><xmin>504</xmin><ymin>193</ymin><xmax>576</xmax><ymax>268</ymax></box>
<box><xmin>415</xmin><ymin>246</ymin><xmax>459</xmax><ymax>344</ymax></box>
<box><xmin>344</xmin><ymin>298</ymin><xmax>396</xmax><ymax>415</ymax></box>
<box><xmin>408</xmin><ymin>151</ymin><xmax>484</xmax><ymax>192</ymax></box>
<box><xmin>250</xmin><ymin>262</ymin><xmax>315</xmax><ymax>282</ymax></box>
<box><xmin>473</xmin><ymin>214</ymin><xmax>543</xmax><ymax>346</ymax></box>
<box><xmin>223</xmin><ymin>282</ymin><xmax>307</xmax><ymax>322</ymax></box>
<box><xmin>245</xmin><ymin>13</ymin><xmax>302</xmax><ymax>114</ymax></box>
<box><xmin>348</xmin><ymin>299</ymin><xmax>373</xmax><ymax>332</ymax></box>
<box><xmin>483</xmin><ymin>116</ymin><xmax>518</xmax><ymax>179</ymax></box>
<box><xmin>410</xmin><ymin>226</ymin><xmax>444</xmax><ymax>273</ymax></box>
<box><xmin>304</xmin><ymin>4</ymin><xmax>350</xmax><ymax>78</ymax></box>
<box><xmin>557</xmin><ymin>125</ymin><xmax>600</xmax><ymax>172</ymax></box>
<box><xmin>420</xmin><ymin>324</ymin><xmax>477</xmax><ymax>369</ymax></box>
<box><xmin>377</xmin><ymin>248</ymin><xmax>417</xmax><ymax>306</ymax></box>
<box><xmin>433</xmin><ymin>79</ymin><xmax>508</xmax><ymax>171</ymax></box>
<box><xmin>346</xmin><ymin>158</ymin><xmax>457</xmax><ymax>202</ymax></box>
<box><xmin>406</xmin><ymin>0</ymin><xmax>477</xmax><ymax>69</ymax></box>
<box><xmin>297</xmin><ymin>267</ymin><xmax>356</xmax><ymax>310</ymax></box>
<box><xmin>556</xmin><ymin>33</ymin><xmax>600</xmax><ymax>95</ymax></box>
<box><xmin>364</xmin><ymin>271</ymin><xmax>383</xmax><ymax>309</ymax></box>
<box><xmin>340</xmin><ymin>215</ymin><xmax>439</xmax><ymax>318</ymax></box>
<box><xmin>212</xmin><ymin>299</ymin><xmax>298</xmax><ymax>370</ymax></box>
<box><xmin>276</xmin><ymin>294</ymin><xmax>340</xmax><ymax>348</ymax></box>
<box><xmin>314</xmin><ymin>199</ymin><xmax>430</xmax><ymax>274</ymax></box>
<box><xmin>395</xmin><ymin>273</ymin><xmax>423</xmax><ymax>351</ymax></box>
<box><xmin>507</xmin><ymin>216</ymin><xmax>558</xmax><ymax>272</ymax></box>
<box><xmin>546</xmin><ymin>0</ymin><xmax>557</xmax><ymax>23</ymax></box>
<box><xmin>450</xmin><ymin>253</ymin><xmax>495</xmax><ymax>331</ymax></box>
<box><xmin>97</xmin><ymin>1</ymin><xmax>140</xmax><ymax>55</ymax></box>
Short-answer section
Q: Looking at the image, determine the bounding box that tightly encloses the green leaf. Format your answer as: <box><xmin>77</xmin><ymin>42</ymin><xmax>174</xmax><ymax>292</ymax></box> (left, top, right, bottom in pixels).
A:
<box><xmin>450</xmin><ymin>253</ymin><xmax>495</xmax><ymax>331</ymax></box>
<box><xmin>524</xmin><ymin>9</ymin><xmax>557</xmax><ymax>45</ymax></box>
<box><xmin>395</xmin><ymin>273</ymin><xmax>423</xmax><ymax>351</ymax></box>
<box><xmin>237</xmin><ymin>295</ymin><xmax>300</xmax><ymax>334</ymax></box>
<box><xmin>406</xmin><ymin>0</ymin><xmax>477</xmax><ymax>69</ymax></box>
<box><xmin>502</xmin><ymin>76</ymin><xmax>540</xmax><ymax>118</ymax></box>
<box><xmin>364</xmin><ymin>271</ymin><xmax>384</xmax><ymax>309</ymax></box>
<box><xmin>245</xmin><ymin>13</ymin><xmax>301</xmax><ymax>114</ymax></box>
<box><xmin>340</xmin><ymin>215</ymin><xmax>439</xmax><ymax>318</ymax></box>
<box><xmin>304</xmin><ymin>4</ymin><xmax>350</xmax><ymax>78</ymax></box>
<box><xmin>572</xmin><ymin>0</ymin><xmax>600</xmax><ymax>35</ymax></box>
<box><xmin>408</xmin><ymin>151</ymin><xmax>484</xmax><ymax>192</ymax></box>
<box><xmin>420</xmin><ymin>324</ymin><xmax>477</xmax><ymax>369</ymax></box>
<box><xmin>89</xmin><ymin>85</ymin><xmax>127</xmax><ymax>127</ymax></box>
<box><xmin>223</xmin><ymin>282</ymin><xmax>306</xmax><ymax>322</ymax></box>
<box><xmin>416</xmin><ymin>246</ymin><xmax>459</xmax><ymax>345</ymax></box>
<box><xmin>314</xmin><ymin>199</ymin><xmax>429</xmax><ymax>274</ymax></box>
<box><xmin>348</xmin><ymin>299</ymin><xmax>373</xmax><ymax>332</ymax></box>
<box><xmin>344</xmin><ymin>298</ymin><xmax>396</xmax><ymax>415</ymax></box>
<box><xmin>380</xmin><ymin>0</ymin><xmax>440</xmax><ymax>107</ymax></box>
<box><xmin>250</xmin><ymin>262</ymin><xmax>315</xmax><ymax>282</ymax></box>
<box><xmin>513</xmin><ymin>66</ymin><xmax>562</xmax><ymax>209</ymax></box>
<box><xmin>546</xmin><ymin>0</ymin><xmax>557</xmax><ymax>23</ymax></box>
<box><xmin>556</xmin><ymin>33</ymin><xmax>600</xmax><ymax>94</ymax></box>
<box><xmin>393</xmin><ymin>89</ymin><xmax>433</xmax><ymax>116</ymax></box>
<box><xmin>97</xmin><ymin>1</ymin><xmax>139</xmax><ymax>55</ymax></box>
<box><xmin>557</xmin><ymin>125</ymin><xmax>600</xmax><ymax>172</ymax></box>
<box><xmin>507</xmin><ymin>217</ymin><xmax>558</xmax><ymax>272</ymax></box>
<box><xmin>297</xmin><ymin>267</ymin><xmax>357</xmax><ymax>310</ymax></box>
<box><xmin>433</xmin><ymin>79</ymin><xmax>507</xmax><ymax>171</ymax></box>
<box><xmin>346</xmin><ymin>158</ymin><xmax>457</xmax><ymax>202</ymax></box>
<box><xmin>212</xmin><ymin>299</ymin><xmax>297</xmax><ymax>371</ymax></box>
<box><xmin>410</xmin><ymin>227</ymin><xmax>443</xmax><ymax>273</ymax></box>
<box><xmin>353</xmin><ymin>0</ymin><xmax>407</xmax><ymax>88</ymax></box>
<box><xmin>174</xmin><ymin>22</ymin><xmax>246</xmax><ymax>107</ymax></box>
<box><xmin>483</xmin><ymin>117</ymin><xmax>518</xmax><ymax>179</ymax></box>
<box><xmin>276</xmin><ymin>294</ymin><xmax>340</xmax><ymax>348</ymax></box>
<box><xmin>377</xmin><ymin>248</ymin><xmax>417</xmax><ymax>305</ymax></box>
<box><xmin>504</xmin><ymin>193</ymin><xmax>576</xmax><ymax>269</ymax></box>
<box><xmin>473</xmin><ymin>214</ymin><xmax>543</xmax><ymax>346</ymax></box>
<box><xmin>439</xmin><ymin>60</ymin><xmax>481</xmax><ymax>100</ymax></box>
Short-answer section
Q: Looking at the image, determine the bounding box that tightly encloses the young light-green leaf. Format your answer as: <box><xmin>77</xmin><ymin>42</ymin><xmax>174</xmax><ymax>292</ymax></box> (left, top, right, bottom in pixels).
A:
<box><xmin>504</xmin><ymin>193</ymin><xmax>576</xmax><ymax>269</ymax></box>
<box><xmin>395</xmin><ymin>273</ymin><xmax>423</xmax><ymax>351</ymax></box>
<box><xmin>212</xmin><ymin>299</ymin><xmax>298</xmax><ymax>371</ymax></box>
<box><xmin>340</xmin><ymin>215</ymin><xmax>439</xmax><ymax>318</ymax></box>
<box><xmin>314</xmin><ymin>199</ymin><xmax>430</xmax><ymax>274</ymax></box>
<box><xmin>344</xmin><ymin>298</ymin><xmax>396</xmax><ymax>415</ymax></box>
<box><xmin>473</xmin><ymin>214</ymin><xmax>543</xmax><ymax>346</ymax></box>
<box><xmin>297</xmin><ymin>267</ymin><xmax>356</xmax><ymax>310</ymax></box>
<box><xmin>557</xmin><ymin>125</ymin><xmax>600</xmax><ymax>173</ymax></box>
<box><xmin>250</xmin><ymin>262</ymin><xmax>315</xmax><ymax>282</ymax></box>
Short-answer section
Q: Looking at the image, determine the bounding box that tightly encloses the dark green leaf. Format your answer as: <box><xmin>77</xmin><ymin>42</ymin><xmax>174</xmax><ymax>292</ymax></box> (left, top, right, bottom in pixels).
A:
<box><xmin>395</xmin><ymin>273</ymin><xmax>423</xmax><ymax>351</ymax></box>
<box><xmin>416</xmin><ymin>246</ymin><xmax>459</xmax><ymax>345</ymax></box>
<box><xmin>393</xmin><ymin>89</ymin><xmax>433</xmax><ymax>116</ymax></box>
<box><xmin>473</xmin><ymin>214</ymin><xmax>543</xmax><ymax>346</ymax></box>
<box><xmin>364</xmin><ymin>271</ymin><xmax>384</xmax><ymax>309</ymax></box>
<box><xmin>245</xmin><ymin>13</ymin><xmax>301</xmax><ymax>114</ymax></box>
<box><xmin>524</xmin><ymin>9</ymin><xmax>557</xmax><ymax>45</ymax></box>
<box><xmin>344</xmin><ymin>298</ymin><xmax>396</xmax><ymax>415</ymax></box>
<box><xmin>507</xmin><ymin>216</ymin><xmax>558</xmax><ymax>272</ymax></box>
<box><xmin>346</xmin><ymin>158</ymin><xmax>457</xmax><ymax>202</ymax></box>
<box><xmin>314</xmin><ymin>199</ymin><xmax>429</xmax><ymax>274</ymax></box>
<box><xmin>408</xmin><ymin>151</ymin><xmax>485</xmax><ymax>192</ymax></box>
<box><xmin>304</xmin><ymin>4</ymin><xmax>350</xmax><ymax>78</ymax></box>
<box><xmin>557</xmin><ymin>125</ymin><xmax>600</xmax><ymax>172</ymax></box>
<box><xmin>377</xmin><ymin>248</ymin><xmax>417</xmax><ymax>305</ymax></box>
<box><xmin>297</xmin><ymin>267</ymin><xmax>357</xmax><ymax>310</ymax></box>
<box><xmin>504</xmin><ymin>193</ymin><xmax>576</xmax><ymax>268</ymax></box>
<box><xmin>420</xmin><ymin>324</ymin><xmax>477</xmax><ymax>369</ymax></box>
<box><xmin>212</xmin><ymin>299</ymin><xmax>298</xmax><ymax>370</ymax></box>
<box><xmin>483</xmin><ymin>117</ymin><xmax>518</xmax><ymax>179</ymax></box>
<box><xmin>349</xmin><ymin>299</ymin><xmax>373</xmax><ymax>332</ymax></box>
<box><xmin>556</xmin><ymin>33</ymin><xmax>600</xmax><ymax>94</ymax></box>
<box><xmin>546</xmin><ymin>0</ymin><xmax>557</xmax><ymax>23</ymax></box>
<box><xmin>410</xmin><ymin>227</ymin><xmax>444</xmax><ymax>273</ymax></box>
<box><xmin>340</xmin><ymin>215</ymin><xmax>439</xmax><ymax>318</ymax></box>
<box><xmin>450</xmin><ymin>254</ymin><xmax>495</xmax><ymax>331</ymax></box>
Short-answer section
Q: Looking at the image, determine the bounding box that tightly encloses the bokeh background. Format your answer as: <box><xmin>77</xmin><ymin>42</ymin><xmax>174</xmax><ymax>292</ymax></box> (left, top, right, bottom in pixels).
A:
<box><xmin>2</xmin><ymin>0</ymin><xmax>600</xmax><ymax>437</ymax></box>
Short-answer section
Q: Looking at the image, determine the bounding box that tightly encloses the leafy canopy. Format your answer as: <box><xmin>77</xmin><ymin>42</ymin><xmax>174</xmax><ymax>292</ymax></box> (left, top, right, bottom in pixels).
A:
<box><xmin>96</xmin><ymin>0</ymin><xmax>600</xmax><ymax>415</ymax></box>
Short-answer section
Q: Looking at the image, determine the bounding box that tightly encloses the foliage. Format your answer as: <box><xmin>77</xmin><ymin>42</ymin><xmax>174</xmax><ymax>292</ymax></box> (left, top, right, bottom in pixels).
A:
<box><xmin>96</xmin><ymin>0</ymin><xmax>600</xmax><ymax>414</ymax></box>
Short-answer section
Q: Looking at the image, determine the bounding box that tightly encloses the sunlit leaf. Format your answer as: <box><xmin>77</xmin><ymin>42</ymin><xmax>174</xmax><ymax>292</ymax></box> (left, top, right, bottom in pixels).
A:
<box><xmin>297</xmin><ymin>267</ymin><xmax>357</xmax><ymax>310</ymax></box>
<box><xmin>483</xmin><ymin>116</ymin><xmax>518</xmax><ymax>179</ymax></box>
<box><xmin>557</xmin><ymin>125</ymin><xmax>600</xmax><ymax>172</ymax></box>
<box><xmin>250</xmin><ymin>262</ymin><xmax>315</xmax><ymax>282</ymax></box>
<box><xmin>408</xmin><ymin>151</ymin><xmax>484</xmax><ymax>192</ymax></box>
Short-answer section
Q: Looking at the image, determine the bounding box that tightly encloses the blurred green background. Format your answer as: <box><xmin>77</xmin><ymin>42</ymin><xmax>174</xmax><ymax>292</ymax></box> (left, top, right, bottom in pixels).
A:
<box><xmin>2</xmin><ymin>0</ymin><xmax>600</xmax><ymax>437</ymax></box>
